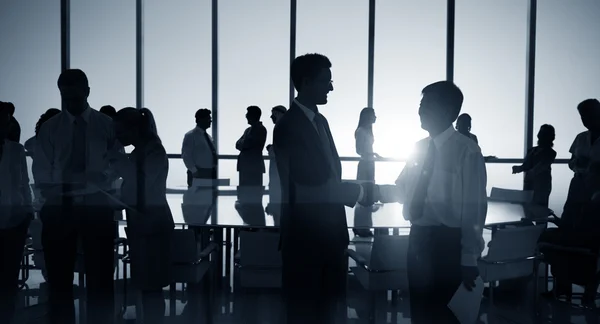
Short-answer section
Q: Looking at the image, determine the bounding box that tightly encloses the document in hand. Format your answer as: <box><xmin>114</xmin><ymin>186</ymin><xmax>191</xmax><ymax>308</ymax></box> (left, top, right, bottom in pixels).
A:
<box><xmin>447</xmin><ymin>276</ymin><xmax>484</xmax><ymax>324</ymax></box>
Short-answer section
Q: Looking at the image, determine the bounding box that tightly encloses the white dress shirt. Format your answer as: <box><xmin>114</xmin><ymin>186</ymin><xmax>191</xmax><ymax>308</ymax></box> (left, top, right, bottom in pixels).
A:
<box><xmin>0</xmin><ymin>141</ymin><xmax>33</xmax><ymax>228</ymax></box>
<box><xmin>182</xmin><ymin>127</ymin><xmax>216</xmax><ymax>173</ymax></box>
<box><xmin>293</xmin><ymin>99</ymin><xmax>364</xmax><ymax>203</ymax></box>
<box><xmin>379</xmin><ymin>126</ymin><xmax>488</xmax><ymax>266</ymax></box>
<box><xmin>32</xmin><ymin>106</ymin><xmax>117</xmax><ymax>197</ymax></box>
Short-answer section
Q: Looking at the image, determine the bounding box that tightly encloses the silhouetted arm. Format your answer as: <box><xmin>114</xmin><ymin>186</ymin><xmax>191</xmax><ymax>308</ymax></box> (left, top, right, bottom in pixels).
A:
<box><xmin>273</xmin><ymin>124</ymin><xmax>360</xmax><ymax>207</ymax></box>
<box><xmin>181</xmin><ymin>133</ymin><xmax>198</xmax><ymax>173</ymax></box>
<box><xmin>235</xmin><ymin>128</ymin><xmax>249</xmax><ymax>151</ymax></box>
<box><xmin>459</xmin><ymin>149</ymin><xmax>488</xmax><ymax>267</ymax></box>
<box><xmin>378</xmin><ymin>166</ymin><xmax>410</xmax><ymax>204</ymax></box>
<box><xmin>17</xmin><ymin>144</ymin><xmax>33</xmax><ymax>214</ymax></box>
<box><xmin>241</xmin><ymin>125</ymin><xmax>267</xmax><ymax>150</ymax></box>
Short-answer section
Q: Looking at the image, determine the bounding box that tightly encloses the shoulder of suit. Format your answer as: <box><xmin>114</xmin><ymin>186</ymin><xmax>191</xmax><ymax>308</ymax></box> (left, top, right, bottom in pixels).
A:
<box><xmin>91</xmin><ymin>109</ymin><xmax>113</xmax><ymax>124</ymax></box>
<box><xmin>184</xmin><ymin>128</ymin><xmax>196</xmax><ymax>137</ymax></box>
<box><xmin>5</xmin><ymin>140</ymin><xmax>24</xmax><ymax>151</ymax></box>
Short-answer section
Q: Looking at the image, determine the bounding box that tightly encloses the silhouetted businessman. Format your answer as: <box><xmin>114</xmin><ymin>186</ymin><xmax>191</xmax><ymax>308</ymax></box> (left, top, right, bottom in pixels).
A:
<box><xmin>378</xmin><ymin>81</ymin><xmax>487</xmax><ymax>323</ymax></box>
<box><xmin>33</xmin><ymin>69</ymin><xmax>117</xmax><ymax>324</ymax></box>
<box><xmin>236</xmin><ymin>106</ymin><xmax>267</xmax><ymax>187</ymax></box>
<box><xmin>274</xmin><ymin>53</ymin><xmax>374</xmax><ymax>324</ymax></box>
<box><xmin>182</xmin><ymin>109</ymin><xmax>217</xmax><ymax>187</ymax></box>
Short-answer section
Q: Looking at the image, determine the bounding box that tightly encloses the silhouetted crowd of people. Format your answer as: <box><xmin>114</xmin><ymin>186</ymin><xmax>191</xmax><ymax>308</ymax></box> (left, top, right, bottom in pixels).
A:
<box><xmin>1</xmin><ymin>51</ymin><xmax>600</xmax><ymax>323</ymax></box>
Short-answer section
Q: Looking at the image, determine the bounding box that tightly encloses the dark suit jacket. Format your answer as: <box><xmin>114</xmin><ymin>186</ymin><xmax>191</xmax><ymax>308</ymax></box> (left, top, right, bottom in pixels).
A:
<box><xmin>236</xmin><ymin>122</ymin><xmax>267</xmax><ymax>174</ymax></box>
<box><xmin>273</xmin><ymin>102</ymin><xmax>361</xmax><ymax>255</ymax></box>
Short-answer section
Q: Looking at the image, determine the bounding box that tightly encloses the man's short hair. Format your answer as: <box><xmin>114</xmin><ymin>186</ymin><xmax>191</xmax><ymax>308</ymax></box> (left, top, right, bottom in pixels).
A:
<box><xmin>58</xmin><ymin>69</ymin><xmax>89</xmax><ymax>88</ymax></box>
<box><xmin>577</xmin><ymin>99</ymin><xmax>600</xmax><ymax>114</ymax></box>
<box><xmin>100</xmin><ymin>105</ymin><xmax>117</xmax><ymax>117</ymax></box>
<box><xmin>195</xmin><ymin>108</ymin><xmax>211</xmax><ymax>119</ymax></box>
<box><xmin>247</xmin><ymin>105</ymin><xmax>262</xmax><ymax>119</ymax></box>
<box><xmin>422</xmin><ymin>81</ymin><xmax>464</xmax><ymax>120</ymax></box>
<box><xmin>290</xmin><ymin>53</ymin><xmax>332</xmax><ymax>92</ymax></box>
<box><xmin>271</xmin><ymin>105</ymin><xmax>287</xmax><ymax>114</ymax></box>
<box><xmin>457</xmin><ymin>113</ymin><xmax>471</xmax><ymax>123</ymax></box>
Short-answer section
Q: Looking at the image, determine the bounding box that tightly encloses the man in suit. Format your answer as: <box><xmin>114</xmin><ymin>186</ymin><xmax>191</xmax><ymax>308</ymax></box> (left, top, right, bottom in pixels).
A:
<box><xmin>266</xmin><ymin>105</ymin><xmax>287</xmax><ymax>218</ymax></box>
<box><xmin>182</xmin><ymin>108</ymin><xmax>217</xmax><ymax>187</ymax></box>
<box><xmin>236</xmin><ymin>106</ymin><xmax>267</xmax><ymax>187</ymax></box>
<box><xmin>274</xmin><ymin>53</ymin><xmax>374</xmax><ymax>324</ymax></box>
<box><xmin>377</xmin><ymin>81</ymin><xmax>487</xmax><ymax>323</ymax></box>
<box><xmin>33</xmin><ymin>69</ymin><xmax>117</xmax><ymax>324</ymax></box>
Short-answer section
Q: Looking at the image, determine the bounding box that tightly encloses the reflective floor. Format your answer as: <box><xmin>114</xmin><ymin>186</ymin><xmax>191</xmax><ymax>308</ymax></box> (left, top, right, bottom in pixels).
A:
<box><xmin>15</xmin><ymin>245</ymin><xmax>600</xmax><ymax>324</ymax></box>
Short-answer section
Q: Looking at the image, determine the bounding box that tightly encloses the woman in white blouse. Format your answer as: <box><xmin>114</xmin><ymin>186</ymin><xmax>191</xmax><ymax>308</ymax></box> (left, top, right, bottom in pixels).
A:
<box><xmin>109</xmin><ymin>107</ymin><xmax>174</xmax><ymax>324</ymax></box>
<box><xmin>0</xmin><ymin>102</ymin><xmax>33</xmax><ymax>322</ymax></box>
<box><xmin>354</xmin><ymin>108</ymin><xmax>381</xmax><ymax>237</ymax></box>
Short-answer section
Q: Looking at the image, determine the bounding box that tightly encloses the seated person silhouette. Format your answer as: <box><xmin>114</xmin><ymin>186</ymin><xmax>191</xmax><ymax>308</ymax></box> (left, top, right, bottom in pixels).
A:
<box><xmin>512</xmin><ymin>124</ymin><xmax>556</xmax><ymax>208</ymax></box>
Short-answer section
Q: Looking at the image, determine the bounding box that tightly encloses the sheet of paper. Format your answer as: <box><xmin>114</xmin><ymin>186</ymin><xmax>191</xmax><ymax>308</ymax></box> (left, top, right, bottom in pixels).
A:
<box><xmin>447</xmin><ymin>276</ymin><xmax>484</xmax><ymax>324</ymax></box>
<box><xmin>192</xmin><ymin>178</ymin><xmax>230</xmax><ymax>187</ymax></box>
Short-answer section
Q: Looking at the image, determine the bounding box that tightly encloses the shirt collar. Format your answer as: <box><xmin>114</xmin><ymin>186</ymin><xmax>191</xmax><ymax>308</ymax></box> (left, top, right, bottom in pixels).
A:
<box><xmin>294</xmin><ymin>98</ymin><xmax>317</xmax><ymax>121</ymax></box>
<box><xmin>195</xmin><ymin>126</ymin><xmax>206</xmax><ymax>134</ymax></box>
<box><xmin>431</xmin><ymin>126</ymin><xmax>455</xmax><ymax>148</ymax></box>
<box><xmin>64</xmin><ymin>105</ymin><xmax>92</xmax><ymax>123</ymax></box>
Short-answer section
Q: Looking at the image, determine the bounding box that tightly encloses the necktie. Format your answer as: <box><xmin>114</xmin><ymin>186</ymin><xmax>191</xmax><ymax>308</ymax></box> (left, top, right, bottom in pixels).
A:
<box><xmin>314</xmin><ymin>113</ymin><xmax>338</xmax><ymax>178</ymax></box>
<box><xmin>68</xmin><ymin>116</ymin><xmax>87</xmax><ymax>182</ymax></box>
<box><xmin>409</xmin><ymin>140</ymin><xmax>436</xmax><ymax>220</ymax></box>
<box><xmin>204</xmin><ymin>132</ymin><xmax>217</xmax><ymax>167</ymax></box>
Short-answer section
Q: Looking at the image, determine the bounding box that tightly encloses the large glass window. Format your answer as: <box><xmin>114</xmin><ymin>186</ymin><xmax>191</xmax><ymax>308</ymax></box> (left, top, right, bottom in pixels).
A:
<box><xmin>534</xmin><ymin>0</ymin><xmax>600</xmax><ymax>158</ymax></box>
<box><xmin>0</xmin><ymin>0</ymin><xmax>61</xmax><ymax>143</ymax></box>
<box><xmin>454</xmin><ymin>0</ymin><xmax>528</xmax><ymax>158</ymax></box>
<box><xmin>372</xmin><ymin>0</ymin><xmax>446</xmax><ymax>159</ymax></box>
<box><xmin>296</xmin><ymin>0</ymin><xmax>369</xmax><ymax>157</ymax></box>
<box><xmin>144</xmin><ymin>0</ymin><xmax>212</xmax><ymax>155</ymax></box>
<box><xmin>70</xmin><ymin>0</ymin><xmax>136</xmax><ymax>109</ymax></box>
<box><xmin>217</xmin><ymin>0</ymin><xmax>290</xmax><ymax>183</ymax></box>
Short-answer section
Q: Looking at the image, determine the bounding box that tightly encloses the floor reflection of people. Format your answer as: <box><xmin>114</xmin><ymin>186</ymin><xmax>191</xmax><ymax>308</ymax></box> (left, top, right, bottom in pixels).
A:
<box><xmin>182</xmin><ymin>187</ymin><xmax>214</xmax><ymax>226</ymax></box>
<box><xmin>110</xmin><ymin>107</ymin><xmax>174</xmax><ymax>324</ymax></box>
<box><xmin>354</xmin><ymin>107</ymin><xmax>381</xmax><ymax>237</ymax></box>
<box><xmin>512</xmin><ymin>124</ymin><xmax>556</xmax><ymax>207</ymax></box>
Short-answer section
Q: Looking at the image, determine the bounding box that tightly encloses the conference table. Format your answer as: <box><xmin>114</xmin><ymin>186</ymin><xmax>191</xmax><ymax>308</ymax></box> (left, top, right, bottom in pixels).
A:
<box><xmin>114</xmin><ymin>188</ymin><xmax>532</xmax><ymax>289</ymax></box>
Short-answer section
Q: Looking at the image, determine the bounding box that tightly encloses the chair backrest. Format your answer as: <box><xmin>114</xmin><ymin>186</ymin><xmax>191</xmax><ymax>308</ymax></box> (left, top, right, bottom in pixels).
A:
<box><xmin>485</xmin><ymin>225</ymin><xmax>546</xmax><ymax>262</ymax></box>
<box><xmin>490</xmin><ymin>187</ymin><xmax>534</xmax><ymax>204</ymax></box>
<box><xmin>369</xmin><ymin>235</ymin><xmax>409</xmax><ymax>271</ymax></box>
<box><xmin>239</xmin><ymin>230</ymin><xmax>281</xmax><ymax>267</ymax></box>
<box><xmin>171</xmin><ymin>229</ymin><xmax>201</xmax><ymax>263</ymax></box>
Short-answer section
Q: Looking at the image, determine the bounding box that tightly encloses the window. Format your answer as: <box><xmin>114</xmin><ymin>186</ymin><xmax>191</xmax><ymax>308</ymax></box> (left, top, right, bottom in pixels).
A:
<box><xmin>296</xmin><ymin>0</ymin><xmax>369</xmax><ymax>157</ymax></box>
<box><xmin>0</xmin><ymin>0</ymin><xmax>61</xmax><ymax>143</ymax></box>
<box><xmin>70</xmin><ymin>0</ymin><xmax>136</xmax><ymax>109</ymax></box>
<box><xmin>217</xmin><ymin>0</ymin><xmax>290</xmax><ymax>183</ymax></box>
<box><xmin>454</xmin><ymin>0</ymin><xmax>528</xmax><ymax>158</ymax></box>
<box><xmin>144</xmin><ymin>0</ymin><xmax>212</xmax><ymax>155</ymax></box>
<box><xmin>534</xmin><ymin>0</ymin><xmax>600</xmax><ymax>158</ymax></box>
<box><xmin>372</xmin><ymin>0</ymin><xmax>447</xmax><ymax>159</ymax></box>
